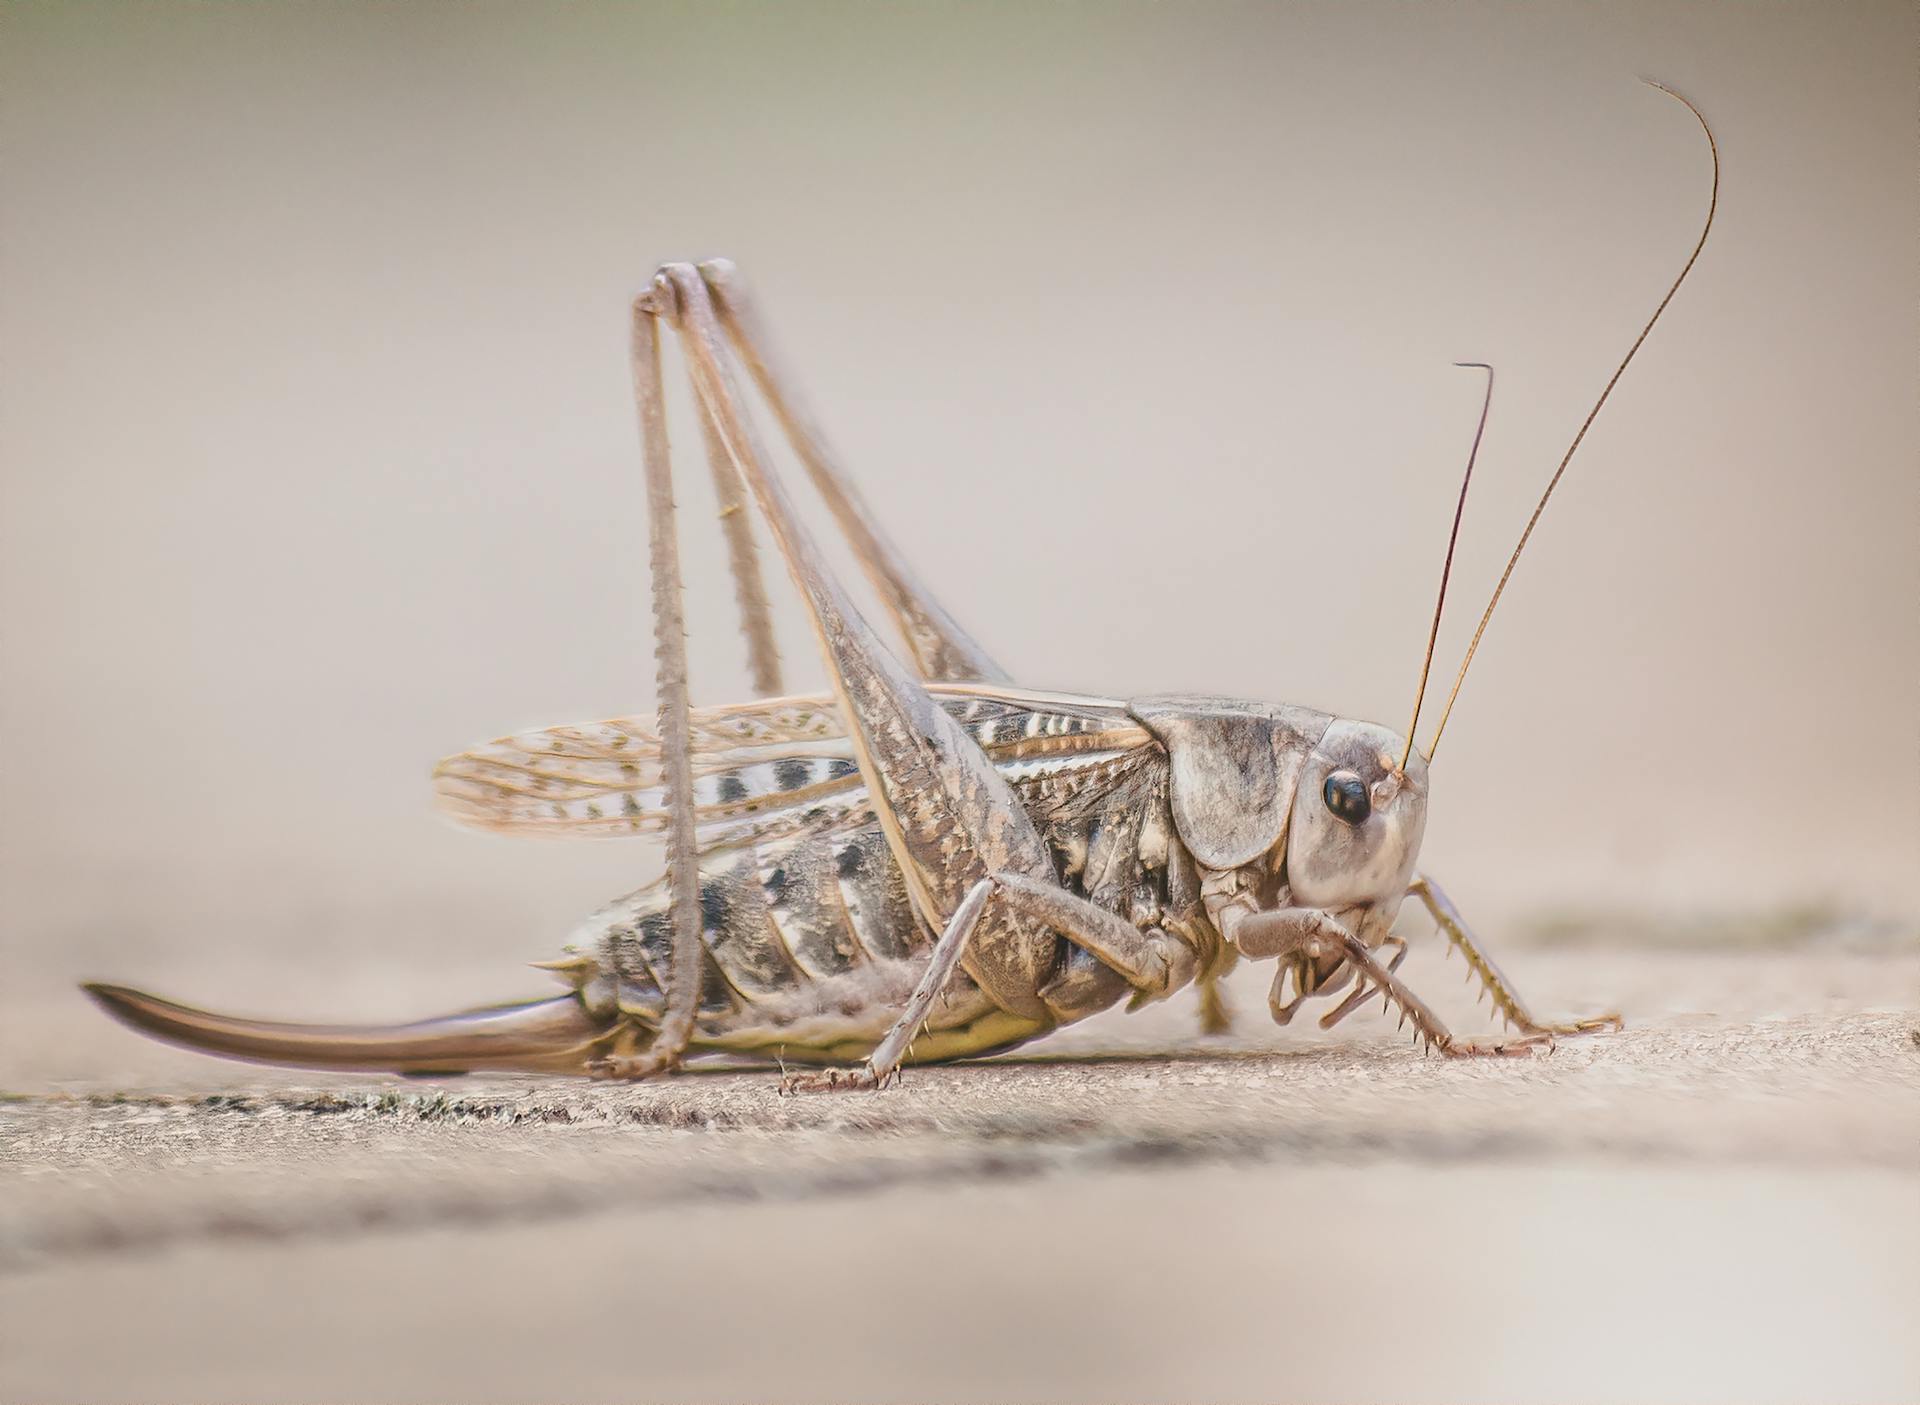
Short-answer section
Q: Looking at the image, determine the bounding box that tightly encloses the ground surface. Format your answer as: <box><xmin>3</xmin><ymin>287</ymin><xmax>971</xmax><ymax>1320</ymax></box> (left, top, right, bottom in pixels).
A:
<box><xmin>2</xmin><ymin>934</ymin><xmax>1916</xmax><ymax>1403</ymax></box>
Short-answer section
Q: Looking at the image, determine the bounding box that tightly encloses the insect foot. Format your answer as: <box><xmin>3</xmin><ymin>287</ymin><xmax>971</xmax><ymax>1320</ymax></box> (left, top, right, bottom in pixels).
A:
<box><xmin>588</xmin><ymin>1050</ymin><xmax>681</xmax><ymax>1081</ymax></box>
<box><xmin>779</xmin><ymin>1064</ymin><xmax>894</xmax><ymax>1095</ymax></box>
<box><xmin>1433</xmin><ymin>1031</ymin><xmax>1556</xmax><ymax>1059</ymax></box>
<box><xmin>1527</xmin><ymin>1013</ymin><xmax>1624</xmax><ymax>1037</ymax></box>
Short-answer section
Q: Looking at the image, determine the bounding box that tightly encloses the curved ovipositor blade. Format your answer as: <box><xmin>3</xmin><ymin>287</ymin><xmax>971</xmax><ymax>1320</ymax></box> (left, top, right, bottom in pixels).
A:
<box><xmin>81</xmin><ymin>983</ymin><xmax>610</xmax><ymax>1075</ymax></box>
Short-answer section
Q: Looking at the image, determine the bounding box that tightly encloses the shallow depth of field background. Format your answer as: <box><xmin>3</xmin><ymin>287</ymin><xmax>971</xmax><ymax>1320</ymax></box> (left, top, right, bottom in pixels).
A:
<box><xmin>5</xmin><ymin>0</ymin><xmax>1914</xmax><ymax>1017</ymax></box>
<box><xmin>0</xmin><ymin>4</ymin><xmax>1915</xmax><ymax>1399</ymax></box>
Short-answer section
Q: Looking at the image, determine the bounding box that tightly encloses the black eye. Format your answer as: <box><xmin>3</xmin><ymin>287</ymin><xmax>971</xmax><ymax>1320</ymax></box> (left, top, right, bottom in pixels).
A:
<box><xmin>1323</xmin><ymin>772</ymin><xmax>1371</xmax><ymax>826</ymax></box>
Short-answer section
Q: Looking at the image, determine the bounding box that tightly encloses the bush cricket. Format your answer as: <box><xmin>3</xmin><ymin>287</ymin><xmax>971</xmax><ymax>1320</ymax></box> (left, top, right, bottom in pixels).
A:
<box><xmin>86</xmin><ymin>84</ymin><xmax>1717</xmax><ymax>1088</ymax></box>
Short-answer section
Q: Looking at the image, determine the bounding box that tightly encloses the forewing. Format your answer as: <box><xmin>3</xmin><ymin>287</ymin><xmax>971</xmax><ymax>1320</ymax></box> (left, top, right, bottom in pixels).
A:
<box><xmin>433</xmin><ymin>685</ymin><xmax>1155</xmax><ymax>855</ymax></box>
<box><xmin>432</xmin><ymin>696</ymin><xmax>856</xmax><ymax>840</ymax></box>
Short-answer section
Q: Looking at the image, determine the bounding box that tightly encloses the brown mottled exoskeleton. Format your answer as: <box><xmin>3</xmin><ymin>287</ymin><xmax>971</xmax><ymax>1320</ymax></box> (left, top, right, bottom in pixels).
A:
<box><xmin>86</xmin><ymin>86</ymin><xmax>1718</xmax><ymax>1089</ymax></box>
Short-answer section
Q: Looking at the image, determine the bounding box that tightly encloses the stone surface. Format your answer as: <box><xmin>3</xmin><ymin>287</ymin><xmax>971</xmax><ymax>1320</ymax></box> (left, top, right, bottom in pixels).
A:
<box><xmin>2</xmin><ymin>942</ymin><xmax>1915</xmax><ymax>1403</ymax></box>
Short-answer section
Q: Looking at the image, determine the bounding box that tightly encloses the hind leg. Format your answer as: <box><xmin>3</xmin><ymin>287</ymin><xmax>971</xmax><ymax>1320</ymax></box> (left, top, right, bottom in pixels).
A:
<box><xmin>697</xmin><ymin>259</ymin><xmax>1004</xmax><ymax>684</ymax></box>
<box><xmin>588</xmin><ymin>304</ymin><xmax>707</xmax><ymax>1081</ymax></box>
<box><xmin>640</xmin><ymin>265</ymin><xmax>1192</xmax><ymax>1088</ymax></box>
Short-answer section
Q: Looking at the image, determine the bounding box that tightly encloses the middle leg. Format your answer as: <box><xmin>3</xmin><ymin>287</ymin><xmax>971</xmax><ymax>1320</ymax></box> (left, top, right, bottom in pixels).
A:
<box><xmin>1229</xmin><ymin>907</ymin><xmax>1551</xmax><ymax>1057</ymax></box>
<box><xmin>784</xmin><ymin>871</ymin><xmax>1197</xmax><ymax>1092</ymax></box>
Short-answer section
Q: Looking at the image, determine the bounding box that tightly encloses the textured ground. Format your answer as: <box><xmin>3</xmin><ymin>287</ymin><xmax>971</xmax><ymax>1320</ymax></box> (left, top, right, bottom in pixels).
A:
<box><xmin>2</xmin><ymin>934</ymin><xmax>1916</xmax><ymax>1403</ymax></box>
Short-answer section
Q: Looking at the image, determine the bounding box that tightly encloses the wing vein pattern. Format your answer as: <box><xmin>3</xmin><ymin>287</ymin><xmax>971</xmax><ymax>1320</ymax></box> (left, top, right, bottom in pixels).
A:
<box><xmin>434</xmin><ymin>685</ymin><xmax>1155</xmax><ymax>858</ymax></box>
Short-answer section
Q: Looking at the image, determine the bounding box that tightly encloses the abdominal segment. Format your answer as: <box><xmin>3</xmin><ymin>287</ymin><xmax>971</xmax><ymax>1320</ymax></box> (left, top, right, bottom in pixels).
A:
<box><xmin>549</xmin><ymin>822</ymin><xmax>1034</xmax><ymax>1064</ymax></box>
<box><xmin>548</xmin><ymin>754</ymin><xmax>1186</xmax><ymax>1065</ymax></box>
<box><xmin>84</xmin><ymin>742</ymin><xmax>1193</xmax><ymax>1075</ymax></box>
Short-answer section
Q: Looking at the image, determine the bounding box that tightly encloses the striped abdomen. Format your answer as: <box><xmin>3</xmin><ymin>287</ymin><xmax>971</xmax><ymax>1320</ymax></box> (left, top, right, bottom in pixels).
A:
<box><xmin>547</xmin><ymin>740</ymin><xmax>1192</xmax><ymax>1064</ymax></box>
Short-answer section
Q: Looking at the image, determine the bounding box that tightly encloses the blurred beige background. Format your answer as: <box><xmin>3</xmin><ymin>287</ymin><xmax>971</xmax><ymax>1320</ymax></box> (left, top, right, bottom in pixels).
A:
<box><xmin>3</xmin><ymin>0</ymin><xmax>1915</xmax><ymax>1046</ymax></box>
<box><xmin>3</xmin><ymin>9</ymin><xmax>1916</xmax><ymax>1405</ymax></box>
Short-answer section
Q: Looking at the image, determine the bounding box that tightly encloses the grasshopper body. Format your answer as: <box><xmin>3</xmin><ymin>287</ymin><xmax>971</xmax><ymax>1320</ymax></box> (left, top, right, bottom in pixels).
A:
<box><xmin>85</xmin><ymin>89</ymin><xmax>1718</xmax><ymax>1088</ymax></box>
<box><xmin>487</xmin><ymin>688</ymin><xmax>1181</xmax><ymax>1067</ymax></box>
<box><xmin>441</xmin><ymin>690</ymin><xmax>1378</xmax><ymax>1069</ymax></box>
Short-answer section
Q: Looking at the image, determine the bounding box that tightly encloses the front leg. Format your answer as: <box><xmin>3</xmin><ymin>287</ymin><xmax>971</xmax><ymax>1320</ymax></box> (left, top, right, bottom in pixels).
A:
<box><xmin>1409</xmin><ymin>875</ymin><xmax>1623</xmax><ymax>1038</ymax></box>
<box><xmin>1227</xmin><ymin>908</ymin><xmax>1550</xmax><ymax>1058</ymax></box>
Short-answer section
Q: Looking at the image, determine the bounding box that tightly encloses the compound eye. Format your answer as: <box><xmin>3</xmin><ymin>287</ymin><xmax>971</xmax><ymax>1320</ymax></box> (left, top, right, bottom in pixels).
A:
<box><xmin>1322</xmin><ymin>771</ymin><xmax>1371</xmax><ymax>826</ymax></box>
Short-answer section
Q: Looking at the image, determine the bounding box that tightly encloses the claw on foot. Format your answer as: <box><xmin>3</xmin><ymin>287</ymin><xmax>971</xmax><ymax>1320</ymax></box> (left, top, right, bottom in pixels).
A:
<box><xmin>1439</xmin><ymin>1030</ymin><xmax>1556</xmax><ymax>1059</ymax></box>
<box><xmin>779</xmin><ymin>1063</ymin><xmax>894</xmax><ymax>1095</ymax></box>
<box><xmin>1567</xmin><ymin>1012</ymin><xmax>1625</xmax><ymax>1035</ymax></box>
<box><xmin>1512</xmin><ymin>1011</ymin><xmax>1624</xmax><ymax>1040</ymax></box>
<box><xmin>589</xmin><ymin>1051</ymin><xmax>678</xmax><ymax>1081</ymax></box>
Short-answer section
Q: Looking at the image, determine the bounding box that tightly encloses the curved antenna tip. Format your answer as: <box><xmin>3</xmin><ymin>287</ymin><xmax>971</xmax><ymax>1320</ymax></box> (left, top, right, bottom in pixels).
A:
<box><xmin>1423</xmin><ymin>79</ymin><xmax>1718</xmax><ymax>761</ymax></box>
<box><xmin>1639</xmin><ymin>79</ymin><xmax>1715</xmax><ymax>138</ymax></box>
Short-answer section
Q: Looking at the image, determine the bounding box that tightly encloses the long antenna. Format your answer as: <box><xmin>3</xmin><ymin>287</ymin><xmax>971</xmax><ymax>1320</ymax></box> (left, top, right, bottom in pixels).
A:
<box><xmin>1424</xmin><ymin>80</ymin><xmax>1719</xmax><ymax>761</ymax></box>
<box><xmin>1400</xmin><ymin>362</ymin><xmax>1494</xmax><ymax>771</ymax></box>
